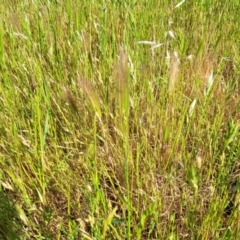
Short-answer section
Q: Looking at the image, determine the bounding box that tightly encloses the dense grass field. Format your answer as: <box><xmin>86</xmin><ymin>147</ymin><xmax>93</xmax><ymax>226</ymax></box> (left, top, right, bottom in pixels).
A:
<box><xmin>0</xmin><ymin>0</ymin><xmax>240</xmax><ymax>239</ymax></box>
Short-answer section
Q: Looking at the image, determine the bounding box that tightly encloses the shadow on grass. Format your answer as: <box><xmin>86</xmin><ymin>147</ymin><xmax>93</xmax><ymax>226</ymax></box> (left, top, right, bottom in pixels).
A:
<box><xmin>0</xmin><ymin>190</ymin><xmax>23</xmax><ymax>240</ymax></box>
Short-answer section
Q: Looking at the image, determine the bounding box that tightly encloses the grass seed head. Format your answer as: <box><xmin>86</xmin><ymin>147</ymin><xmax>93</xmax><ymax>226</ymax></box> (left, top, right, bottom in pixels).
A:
<box><xmin>168</xmin><ymin>51</ymin><xmax>180</xmax><ymax>93</ymax></box>
<box><xmin>115</xmin><ymin>47</ymin><xmax>129</xmax><ymax>116</ymax></box>
<box><xmin>63</xmin><ymin>87</ymin><xmax>79</xmax><ymax>113</ymax></box>
<box><xmin>196</xmin><ymin>155</ymin><xmax>203</xmax><ymax>169</ymax></box>
<box><xmin>78</xmin><ymin>80</ymin><xmax>102</xmax><ymax>119</ymax></box>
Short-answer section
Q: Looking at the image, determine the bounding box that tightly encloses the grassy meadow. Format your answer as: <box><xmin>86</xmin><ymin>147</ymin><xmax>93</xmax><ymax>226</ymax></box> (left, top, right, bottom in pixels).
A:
<box><xmin>0</xmin><ymin>0</ymin><xmax>240</xmax><ymax>239</ymax></box>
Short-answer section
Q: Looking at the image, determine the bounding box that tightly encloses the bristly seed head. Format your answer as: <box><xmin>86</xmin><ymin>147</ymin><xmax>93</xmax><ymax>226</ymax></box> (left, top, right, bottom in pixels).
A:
<box><xmin>63</xmin><ymin>87</ymin><xmax>78</xmax><ymax>113</ymax></box>
<box><xmin>168</xmin><ymin>51</ymin><xmax>180</xmax><ymax>93</ymax></box>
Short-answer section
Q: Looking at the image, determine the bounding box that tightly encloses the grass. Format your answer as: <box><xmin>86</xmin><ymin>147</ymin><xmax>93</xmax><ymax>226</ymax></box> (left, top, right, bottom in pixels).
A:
<box><xmin>0</xmin><ymin>0</ymin><xmax>240</xmax><ymax>239</ymax></box>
